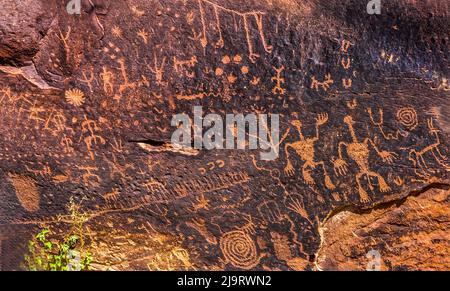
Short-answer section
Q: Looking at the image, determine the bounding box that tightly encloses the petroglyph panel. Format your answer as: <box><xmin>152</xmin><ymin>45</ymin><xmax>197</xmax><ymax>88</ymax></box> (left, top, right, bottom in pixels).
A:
<box><xmin>0</xmin><ymin>0</ymin><xmax>448</xmax><ymax>270</ymax></box>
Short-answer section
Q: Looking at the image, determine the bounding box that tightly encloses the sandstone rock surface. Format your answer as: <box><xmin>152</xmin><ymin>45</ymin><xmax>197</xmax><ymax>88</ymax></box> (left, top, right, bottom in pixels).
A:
<box><xmin>0</xmin><ymin>0</ymin><xmax>448</xmax><ymax>270</ymax></box>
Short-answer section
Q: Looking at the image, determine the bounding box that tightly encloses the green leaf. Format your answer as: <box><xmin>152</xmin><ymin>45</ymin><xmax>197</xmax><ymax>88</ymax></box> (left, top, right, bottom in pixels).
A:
<box><xmin>36</xmin><ymin>228</ymin><xmax>50</xmax><ymax>242</ymax></box>
<box><xmin>44</xmin><ymin>242</ymin><xmax>52</xmax><ymax>250</ymax></box>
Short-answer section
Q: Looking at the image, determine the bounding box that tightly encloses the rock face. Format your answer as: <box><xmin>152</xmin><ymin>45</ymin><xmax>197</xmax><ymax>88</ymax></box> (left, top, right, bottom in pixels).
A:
<box><xmin>317</xmin><ymin>186</ymin><xmax>450</xmax><ymax>271</ymax></box>
<box><xmin>0</xmin><ymin>0</ymin><xmax>52</xmax><ymax>65</ymax></box>
<box><xmin>0</xmin><ymin>0</ymin><xmax>448</xmax><ymax>270</ymax></box>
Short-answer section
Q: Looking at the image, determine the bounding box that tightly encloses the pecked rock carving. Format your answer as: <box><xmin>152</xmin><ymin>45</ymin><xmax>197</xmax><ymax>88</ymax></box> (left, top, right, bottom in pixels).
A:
<box><xmin>0</xmin><ymin>0</ymin><xmax>448</xmax><ymax>270</ymax></box>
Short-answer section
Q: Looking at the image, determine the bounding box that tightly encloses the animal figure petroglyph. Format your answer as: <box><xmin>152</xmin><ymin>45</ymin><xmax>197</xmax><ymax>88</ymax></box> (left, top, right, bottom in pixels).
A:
<box><xmin>284</xmin><ymin>113</ymin><xmax>336</xmax><ymax>190</ymax></box>
<box><xmin>333</xmin><ymin>116</ymin><xmax>397</xmax><ymax>202</ymax></box>
<box><xmin>310</xmin><ymin>74</ymin><xmax>334</xmax><ymax>91</ymax></box>
<box><xmin>408</xmin><ymin>118</ymin><xmax>449</xmax><ymax>177</ymax></box>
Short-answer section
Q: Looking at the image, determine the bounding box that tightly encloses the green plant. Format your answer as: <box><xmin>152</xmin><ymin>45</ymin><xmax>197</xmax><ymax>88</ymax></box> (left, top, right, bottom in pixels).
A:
<box><xmin>24</xmin><ymin>197</ymin><xmax>93</xmax><ymax>271</ymax></box>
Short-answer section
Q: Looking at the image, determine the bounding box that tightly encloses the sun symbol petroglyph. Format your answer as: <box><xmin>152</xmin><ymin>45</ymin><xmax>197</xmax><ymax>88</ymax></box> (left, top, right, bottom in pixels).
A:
<box><xmin>284</xmin><ymin>113</ymin><xmax>336</xmax><ymax>190</ymax></box>
<box><xmin>333</xmin><ymin>116</ymin><xmax>397</xmax><ymax>203</ymax></box>
<box><xmin>111</xmin><ymin>25</ymin><xmax>123</xmax><ymax>38</ymax></box>
<box><xmin>65</xmin><ymin>89</ymin><xmax>85</xmax><ymax>107</ymax></box>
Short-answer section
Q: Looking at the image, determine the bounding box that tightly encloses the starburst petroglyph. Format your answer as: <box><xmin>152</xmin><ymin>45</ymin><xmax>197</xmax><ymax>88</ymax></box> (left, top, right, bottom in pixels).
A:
<box><xmin>111</xmin><ymin>25</ymin><xmax>123</xmax><ymax>38</ymax></box>
<box><xmin>65</xmin><ymin>89</ymin><xmax>85</xmax><ymax>107</ymax></box>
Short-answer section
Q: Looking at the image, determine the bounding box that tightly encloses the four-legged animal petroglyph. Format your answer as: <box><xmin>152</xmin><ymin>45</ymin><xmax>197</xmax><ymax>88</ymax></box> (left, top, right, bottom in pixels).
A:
<box><xmin>408</xmin><ymin>118</ymin><xmax>449</xmax><ymax>177</ymax></box>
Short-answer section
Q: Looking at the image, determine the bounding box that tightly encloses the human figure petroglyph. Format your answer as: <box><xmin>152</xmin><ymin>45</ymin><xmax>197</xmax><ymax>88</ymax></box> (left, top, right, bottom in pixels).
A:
<box><xmin>271</xmin><ymin>66</ymin><xmax>286</xmax><ymax>95</ymax></box>
<box><xmin>117</xmin><ymin>58</ymin><xmax>136</xmax><ymax>96</ymax></box>
<box><xmin>333</xmin><ymin>116</ymin><xmax>397</xmax><ymax>202</ymax></box>
<box><xmin>100</xmin><ymin>66</ymin><xmax>115</xmax><ymax>95</ymax></box>
<box><xmin>81</xmin><ymin>116</ymin><xmax>106</xmax><ymax>160</ymax></box>
<box><xmin>26</xmin><ymin>102</ymin><xmax>47</xmax><ymax>125</ymax></box>
<box><xmin>61</xmin><ymin>134</ymin><xmax>75</xmax><ymax>155</ymax></box>
<box><xmin>78</xmin><ymin>67</ymin><xmax>96</xmax><ymax>92</ymax></box>
<box><xmin>284</xmin><ymin>113</ymin><xmax>336</xmax><ymax>190</ymax></box>
<box><xmin>149</xmin><ymin>53</ymin><xmax>167</xmax><ymax>86</ymax></box>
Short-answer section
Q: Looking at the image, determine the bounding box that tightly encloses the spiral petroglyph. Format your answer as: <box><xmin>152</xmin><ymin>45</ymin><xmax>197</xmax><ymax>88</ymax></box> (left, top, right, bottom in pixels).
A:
<box><xmin>220</xmin><ymin>230</ymin><xmax>260</xmax><ymax>269</ymax></box>
<box><xmin>396</xmin><ymin>107</ymin><xmax>418</xmax><ymax>131</ymax></box>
